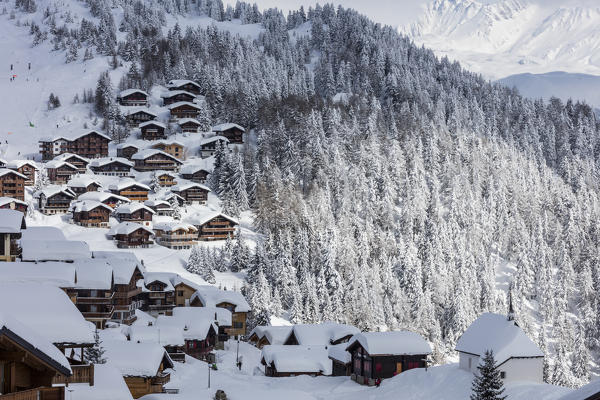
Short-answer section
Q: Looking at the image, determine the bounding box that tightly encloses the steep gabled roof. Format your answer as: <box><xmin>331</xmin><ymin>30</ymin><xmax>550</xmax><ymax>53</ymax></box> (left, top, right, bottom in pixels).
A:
<box><xmin>288</xmin><ymin>322</ymin><xmax>360</xmax><ymax>346</ymax></box>
<box><xmin>153</xmin><ymin>221</ymin><xmax>197</xmax><ymax>233</ymax></box>
<box><xmin>455</xmin><ymin>313</ymin><xmax>543</xmax><ymax>365</ymax></box>
<box><xmin>131</xmin><ymin>149</ymin><xmax>182</xmax><ymax>164</ymax></box>
<box><xmin>0</xmin><ymin>168</ymin><xmax>27</xmax><ymax>180</ymax></box>
<box><xmin>190</xmin><ymin>286</ymin><xmax>250</xmax><ymax>313</ymax></box>
<box><xmin>261</xmin><ymin>345</ymin><xmax>332</xmax><ymax>375</ymax></box>
<box><xmin>45</xmin><ymin>160</ymin><xmax>78</xmax><ymax>170</ymax></box>
<box><xmin>0</xmin><ymin>196</ymin><xmax>28</xmax><ymax>208</ymax></box>
<box><xmin>34</xmin><ymin>186</ymin><xmax>76</xmax><ymax>199</ymax></box>
<box><xmin>53</xmin><ymin>153</ymin><xmax>89</xmax><ymax>163</ymax></box>
<box><xmin>115</xmin><ymin>202</ymin><xmax>156</xmax><ymax>215</ymax></box>
<box><xmin>171</xmin><ymin>182</ymin><xmax>211</xmax><ymax>193</ymax></box>
<box><xmin>346</xmin><ymin>331</ymin><xmax>432</xmax><ymax>356</ymax></box>
<box><xmin>186</xmin><ymin>209</ymin><xmax>238</xmax><ymax>226</ymax></box>
<box><xmin>166</xmin><ymin>79</ymin><xmax>201</xmax><ymax>90</ymax></box>
<box><xmin>0</xmin><ymin>209</ymin><xmax>25</xmax><ymax>233</ymax></box>
<box><xmin>71</xmin><ymin>200</ymin><xmax>113</xmax><ymax>213</ymax></box>
<box><xmin>108</xmin><ymin>222</ymin><xmax>154</xmax><ymax>237</ymax></box>
<box><xmin>200</xmin><ymin>135</ymin><xmax>229</xmax><ymax>145</ymax></box>
<box><xmin>177</xmin><ymin>118</ymin><xmax>201</xmax><ymax>126</ymax></box>
<box><xmin>167</xmin><ymin>101</ymin><xmax>202</xmax><ymax>111</ymax></box>
<box><xmin>89</xmin><ymin>157</ymin><xmax>134</xmax><ymax>168</ymax></box>
<box><xmin>109</xmin><ymin>179</ymin><xmax>150</xmax><ymax>192</ymax></box>
<box><xmin>180</xmin><ymin>164</ymin><xmax>211</xmax><ymax>175</ymax></box>
<box><xmin>162</xmin><ymin>90</ymin><xmax>197</xmax><ymax>99</ymax></box>
<box><xmin>78</xmin><ymin>191</ymin><xmax>130</xmax><ymax>204</ymax></box>
<box><xmin>212</xmin><ymin>123</ymin><xmax>245</xmax><ymax>132</ymax></box>
<box><xmin>6</xmin><ymin>160</ymin><xmax>38</xmax><ymax>170</ymax></box>
<box><xmin>125</xmin><ymin>108</ymin><xmax>158</xmax><ymax>117</ymax></box>
<box><xmin>119</xmin><ymin>89</ymin><xmax>149</xmax><ymax>98</ymax></box>
<box><xmin>139</xmin><ymin>120</ymin><xmax>167</xmax><ymax>129</ymax></box>
<box><xmin>67</xmin><ymin>176</ymin><xmax>102</xmax><ymax>189</ymax></box>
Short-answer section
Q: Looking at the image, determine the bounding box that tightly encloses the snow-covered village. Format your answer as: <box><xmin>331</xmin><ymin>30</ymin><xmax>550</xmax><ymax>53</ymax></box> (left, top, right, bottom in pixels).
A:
<box><xmin>1</xmin><ymin>0</ymin><xmax>600</xmax><ymax>399</ymax></box>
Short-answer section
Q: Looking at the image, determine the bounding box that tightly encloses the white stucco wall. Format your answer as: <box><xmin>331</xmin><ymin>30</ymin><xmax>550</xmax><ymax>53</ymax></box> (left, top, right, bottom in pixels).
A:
<box><xmin>459</xmin><ymin>352</ymin><xmax>543</xmax><ymax>384</ymax></box>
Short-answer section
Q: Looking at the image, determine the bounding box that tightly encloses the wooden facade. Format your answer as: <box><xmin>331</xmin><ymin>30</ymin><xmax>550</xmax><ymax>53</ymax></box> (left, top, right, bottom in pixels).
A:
<box><xmin>189</xmin><ymin>298</ymin><xmax>247</xmax><ymax>337</ymax></box>
<box><xmin>0</xmin><ymin>170</ymin><xmax>25</xmax><ymax>201</ymax></box>
<box><xmin>116</xmin><ymin>207</ymin><xmax>154</xmax><ymax>225</ymax></box>
<box><xmin>178</xmin><ymin>119</ymin><xmax>202</xmax><ymax>133</ymax></box>
<box><xmin>196</xmin><ymin>215</ymin><xmax>238</xmax><ymax>241</ymax></box>
<box><xmin>111</xmin><ymin>185</ymin><xmax>149</xmax><ymax>202</ymax></box>
<box><xmin>181</xmin><ymin>168</ymin><xmax>209</xmax><ymax>184</ymax></box>
<box><xmin>174</xmin><ymin>282</ymin><xmax>196</xmax><ymax>307</ymax></box>
<box><xmin>67</xmin><ymin>182</ymin><xmax>101</xmax><ymax>197</ymax></box>
<box><xmin>118</xmin><ymin>90</ymin><xmax>148</xmax><ymax>106</ymax></box>
<box><xmin>125</xmin><ymin>110</ymin><xmax>156</xmax><ymax>127</ymax></box>
<box><xmin>171</xmin><ymin>185</ymin><xmax>208</xmax><ymax>205</ymax></box>
<box><xmin>184</xmin><ymin>326</ymin><xmax>217</xmax><ymax>361</ymax></box>
<box><xmin>199</xmin><ymin>137</ymin><xmax>229</xmax><ymax>158</ymax></box>
<box><xmin>0</xmin><ymin>211</ymin><xmax>25</xmax><ymax>262</ymax></box>
<box><xmin>38</xmin><ymin>190</ymin><xmax>75</xmax><ymax>215</ymax></box>
<box><xmin>141</xmin><ymin>280</ymin><xmax>175</xmax><ymax>317</ymax></box>
<box><xmin>72</xmin><ymin>204</ymin><xmax>111</xmax><ymax>228</ymax></box>
<box><xmin>151</xmin><ymin>142</ymin><xmax>184</xmax><ymax>160</ymax></box>
<box><xmin>0</xmin><ymin>198</ymin><xmax>28</xmax><ymax>213</ymax></box>
<box><xmin>154</xmin><ymin>225</ymin><xmax>198</xmax><ymax>250</ymax></box>
<box><xmin>39</xmin><ymin>138</ymin><xmax>70</xmax><ymax>161</ymax></box>
<box><xmin>54</xmin><ymin>154</ymin><xmax>88</xmax><ymax>173</ymax></box>
<box><xmin>140</xmin><ymin>122</ymin><xmax>167</xmax><ymax>141</ymax></box>
<box><xmin>347</xmin><ymin>342</ymin><xmax>428</xmax><ymax>385</ymax></box>
<box><xmin>8</xmin><ymin>163</ymin><xmax>36</xmax><ymax>186</ymax></box>
<box><xmin>112</xmin><ymin>266</ymin><xmax>144</xmax><ymax>325</ymax></box>
<box><xmin>168</xmin><ymin>102</ymin><xmax>201</xmax><ymax>120</ymax></box>
<box><xmin>47</xmin><ymin>163</ymin><xmax>78</xmax><ymax>184</ymax></box>
<box><xmin>70</xmin><ymin>287</ymin><xmax>115</xmax><ymax>329</ymax></box>
<box><xmin>114</xmin><ymin>228</ymin><xmax>154</xmax><ymax>249</ymax></box>
<box><xmin>162</xmin><ymin>91</ymin><xmax>196</xmax><ymax>106</ymax></box>
<box><xmin>116</xmin><ymin>145</ymin><xmax>139</xmax><ymax>160</ymax></box>
<box><xmin>156</xmin><ymin>173</ymin><xmax>177</xmax><ymax>187</ymax></box>
<box><xmin>70</xmin><ymin>131</ymin><xmax>110</xmax><ymax>159</ymax></box>
<box><xmin>166</xmin><ymin>80</ymin><xmax>201</xmax><ymax>95</ymax></box>
<box><xmin>212</xmin><ymin>125</ymin><xmax>245</xmax><ymax>144</ymax></box>
<box><xmin>133</xmin><ymin>152</ymin><xmax>182</xmax><ymax>172</ymax></box>
<box><xmin>89</xmin><ymin>159</ymin><xmax>133</xmax><ymax>177</ymax></box>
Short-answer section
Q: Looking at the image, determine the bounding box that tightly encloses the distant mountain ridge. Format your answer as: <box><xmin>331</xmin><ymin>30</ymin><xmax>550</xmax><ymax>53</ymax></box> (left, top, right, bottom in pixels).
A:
<box><xmin>402</xmin><ymin>0</ymin><xmax>600</xmax><ymax>79</ymax></box>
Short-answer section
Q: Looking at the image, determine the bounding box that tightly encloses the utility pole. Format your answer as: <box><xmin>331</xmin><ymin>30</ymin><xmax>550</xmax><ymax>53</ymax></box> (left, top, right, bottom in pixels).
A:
<box><xmin>208</xmin><ymin>362</ymin><xmax>211</xmax><ymax>389</ymax></box>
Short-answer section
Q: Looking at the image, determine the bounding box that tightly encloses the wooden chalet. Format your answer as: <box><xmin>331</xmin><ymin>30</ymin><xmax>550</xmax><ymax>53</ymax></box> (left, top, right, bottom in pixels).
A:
<box><xmin>161</xmin><ymin>90</ymin><xmax>196</xmax><ymax>106</ymax></box>
<box><xmin>68</xmin><ymin>131</ymin><xmax>111</xmax><ymax>159</ymax></box>
<box><xmin>170</xmin><ymin>183</ymin><xmax>209</xmax><ymax>205</ymax></box>
<box><xmin>108</xmin><ymin>222</ymin><xmax>154</xmax><ymax>248</ymax></box>
<box><xmin>0</xmin><ymin>169</ymin><xmax>26</xmax><ymax>201</ymax></box>
<box><xmin>0</xmin><ymin>197</ymin><xmax>28</xmax><ymax>213</ymax></box>
<box><xmin>212</xmin><ymin>123</ymin><xmax>245</xmax><ymax>144</ymax></box>
<box><xmin>166</xmin><ymin>79</ymin><xmax>202</xmax><ymax>95</ymax></box>
<box><xmin>261</xmin><ymin>346</ymin><xmax>331</xmax><ymax>377</ymax></box>
<box><xmin>6</xmin><ymin>160</ymin><xmax>37</xmax><ymax>186</ymax></box>
<box><xmin>116</xmin><ymin>143</ymin><xmax>140</xmax><ymax>160</ymax></box>
<box><xmin>0</xmin><ymin>315</ymin><xmax>72</xmax><ymax>400</ymax></box>
<box><xmin>118</xmin><ymin>89</ymin><xmax>148</xmax><ymax>106</ymax></box>
<box><xmin>0</xmin><ymin>210</ymin><xmax>25</xmax><ymax>262</ymax></box>
<box><xmin>39</xmin><ymin>136</ymin><xmax>70</xmax><ymax>160</ymax></box>
<box><xmin>167</xmin><ymin>102</ymin><xmax>202</xmax><ymax>120</ymax></box>
<box><xmin>248</xmin><ymin>326</ymin><xmax>293</xmax><ymax>349</ymax></box>
<box><xmin>132</xmin><ymin>150</ymin><xmax>182</xmax><ymax>172</ymax></box>
<box><xmin>151</xmin><ymin>141</ymin><xmax>184</xmax><ymax>160</ymax></box>
<box><xmin>199</xmin><ymin>136</ymin><xmax>229</xmax><ymax>158</ymax></box>
<box><xmin>78</xmin><ymin>191</ymin><xmax>130</xmax><ymax>209</ymax></box>
<box><xmin>153</xmin><ymin>172</ymin><xmax>177</xmax><ymax>187</ymax></box>
<box><xmin>165</xmin><ymin>193</ymin><xmax>185</xmax><ymax>207</ymax></box>
<box><xmin>189</xmin><ymin>211</ymin><xmax>238</xmax><ymax>241</ymax></box>
<box><xmin>153</xmin><ymin>222</ymin><xmax>198</xmax><ymax>250</ymax></box>
<box><xmin>71</xmin><ymin>201</ymin><xmax>112</xmax><ymax>228</ymax></box>
<box><xmin>189</xmin><ymin>286</ymin><xmax>250</xmax><ymax>338</ymax></box>
<box><xmin>89</xmin><ymin>157</ymin><xmax>133</xmax><ymax>177</ymax></box>
<box><xmin>125</xmin><ymin>109</ymin><xmax>157</xmax><ymax>127</ymax></box>
<box><xmin>140</xmin><ymin>275</ymin><xmax>176</xmax><ymax>317</ymax></box>
<box><xmin>161</xmin><ymin>307</ymin><xmax>223</xmax><ymax>360</ymax></box>
<box><xmin>177</xmin><ymin>118</ymin><xmax>202</xmax><ymax>133</ymax></box>
<box><xmin>103</xmin><ymin>341</ymin><xmax>174</xmax><ymax>399</ymax></box>
<box><xmin>45</xmin><ymin>160</ymin><xmax>78</xmax><ymax>184</ymax></box>
<box><xmin>347</xmin><ymin>331</ymin><xmax>431</xmax><ymax>385</ymax></box>
<box><xmin>115</xmin><ymin>203</ymin><xmax>155</xmax><ymax>226</ymax></box>
<box><xmin>35</xmin><ymin>187</ymin><xmax>76</xmax><ymax>215</ymax></box>
<box><xmin>110</xmin><ymin>181</ymin><xmax>150</xmax><ymax>202</ymax></box>
<box><xmin>126</xmin><ymin>325</ymin><xmax>185</xmax><ymax>363</ymax></box>
<box><xmin>53</xmin><ymin>153</ymin><xmax>89</xmax><ymax>173</ymax></box>
<box><xmin>172</xmin><ymin>278</ymin><xmax>197</xmax><ymax>307</ymax></box>
<box><xmin>144</xmin><ymin>200</ymin><xmax>173</xmax><ymax>216</ymax></box>
<box><xmin>139</xmin><ymin>121</ymin><xmax>167</xmax><ymax>141</ymax></box>
<box><xmin>180</xmin><ymin>165</ymin><xmax>210</xmax><ymax>184</ymax></box>
<box><xmin>67</xmin><ymin>177</ymin><xmax>102</xmax><ymax>197</ymax></box>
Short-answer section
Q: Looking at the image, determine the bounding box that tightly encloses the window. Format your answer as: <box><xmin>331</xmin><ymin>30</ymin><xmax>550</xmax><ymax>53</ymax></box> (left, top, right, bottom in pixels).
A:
<box><xmin>500</xmin><ymin>371</ymin><xmax>506</xmax><ymax>379</ymax></box>
<box><xmin>177</xmin><ymin>291</ymin><xmax>184</xmax><ymax>296</ymax></box>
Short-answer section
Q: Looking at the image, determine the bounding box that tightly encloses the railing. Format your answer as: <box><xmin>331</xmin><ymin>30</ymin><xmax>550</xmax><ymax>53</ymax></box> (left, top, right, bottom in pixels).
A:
<box><xmin>76</xmin><ymin>296</ymin><xmax>113</xmax><ymax>305</ymax></box>
<box><xmin>0</xmin><ymin>387</ymin><xmax>65</xmax><ymax>400</ymax></box>
<box><xmin>81</xmin><ymin>307</ymin><xmax>114</xmax><ymax>319</ymax></box>
<box><xmin>114</xmin><ymin>287</ymin><xmax>142</xmax><ymax>299</ymax></box>
<box><xmin>52</xmin><ymin>364</ymin><xmax>94</xmax><ymax>386</ymax></box>
<box><xmin>169</xmin><ymin>352</ymin><xmax>186</xmax><ymax>363</ymax></box>
<box><xmin>151</xmin><ymin>372</ymin><xmax>170</xmax><ymax>386</ymax></box>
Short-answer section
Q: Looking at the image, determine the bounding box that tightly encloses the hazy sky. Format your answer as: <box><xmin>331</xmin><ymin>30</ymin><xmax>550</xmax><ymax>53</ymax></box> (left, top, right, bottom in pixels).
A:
<box><xmin>223</xmin><ymin>0</ymin><xmax>427</xmax><ymax>28</ymax></box>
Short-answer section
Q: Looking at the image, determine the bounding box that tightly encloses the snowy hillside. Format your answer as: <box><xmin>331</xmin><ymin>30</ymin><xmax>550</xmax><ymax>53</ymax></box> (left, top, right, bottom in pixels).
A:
<box><xmin>402</xmin><ymin>0</ymin><xmax>600</xmax><ymax>79</ymax></box>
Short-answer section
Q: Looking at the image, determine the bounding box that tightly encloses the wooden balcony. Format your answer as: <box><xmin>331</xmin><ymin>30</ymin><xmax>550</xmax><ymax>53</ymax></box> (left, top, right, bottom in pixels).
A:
<box><xmin>76</xmin><ymin>295</ymin><xmax>113</xmax><ymax>305</ymax></box>
<box><xmin>151</xmin><ymin>372</ymin><xmax>170</xmax><ymax>386</ymax></box>
<box><xmin>81</xmin><ymin>306</ymin><xmax>114</xmax><ymax>319</ymax></box>
<box><xmin>0</xmin><ymin>387</ymin><xmax>65</xmax><ymax>400</ymax></box>
<box><xmin>52</xmin><ymin>364</ymin><xmax>95</xmax><ymax>386</ymax></box>
<box><xmin>114</xmin><ymin>287</ymin><xmax>142</xmax><ymax>299</ymax></box>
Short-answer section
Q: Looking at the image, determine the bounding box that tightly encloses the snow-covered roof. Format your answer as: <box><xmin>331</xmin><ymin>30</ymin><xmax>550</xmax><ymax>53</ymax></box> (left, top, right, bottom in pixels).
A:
<box><xmin>152</xmin><ymin>140</ymin><xmax>184</xmax><ymax>147</ymax></box>
<box><xmin>0</xmin><ymin>311</ymin><xmax>72</xmax><ymax>375</ymax></box>
<box><xmin>0</xmin><ymin>262</ymin><xmax>76</xmax><ymax>287</ymax></box>
<box><xmin>131</xmin><ymin>149</ymin><xmax>182</xmax><ymax>163</ymax></box>
<box><xmin>115</xmin><ymin>143</ymin><xmax>139</xmax><ymax>150</ymax></box>
<box><xmin>21</xmin><ymin>239</ymin><xmax>91</xmax><ymax>262</ymax></box>
<box><xmin>177</xmin><ymin>118</ymin><xmax>201</xmax><ymax>126</ymax></box>
<box><xmin>180</xmin><ymin>164</ymin><xmax>211</xmax><ymax>175</ymax></box>
<box><xmin>109</xmin><ymin>179</ymin><xmax>150</xmax><ymax>191</ymax></box>
<box><xmin>559</xmin><ymin>379</ymin><xmax>600</xmax><ymax>400</ymax></box>
<box><xmin>72</xmin><ymin>200</ymin><xmax>113</xmax><ymax>213</ymax></box>
<box><xmin>103</xmin><ymin>340</ymin><xmax>173</xmax><ymax>377</ymax></box>
<box><xmin>0</xmin><ymin>283</ymin><xmax>94</xmax><ymax>345</ymax></box>
<box><xmin>45</xmin><ymin>160</ymin><xmax>78</xmax><ymax>170</ymax></box>
<box><xmin>92</xmin><ymin>252</ymin><xmax>143</xmax><ymax>284</ymax></box>
<box><xmin>172</xmin><ymin>306</ymin><xmax>231</xmax><ymax>328</ymax></box>
<box><xmin>455</xmin><ymin>313</ymin><xmax>543</xmax><ymax>365</ymax></box>
<box><xmin>186</xmin><ymin>210</ymin><xmax>238</xmax><ymax>226</ymax></box>
<box><xmin>142</xmin><ymin>273</ymin><xmax>175</xmax><ymax>292</ymax></box>
<box><xmin>167</xmin><ymin>101</ymin><xmax>202</xmax><ymax>110</ymax></box>
<box><xmin>190</xmin><ymin>286</ymin><xmax>250</xmax><ymax>313</ymax></box>
<box><xmin>71</xmin><ymin>130</ymin><xmax>112</xmax><ymax>141</ymax></box>
<box><xmin>261</xmin><ymin>345</ymin><xmax>332</xmax><ymax>375</ymax></box>
<box><xmin>72</xmin><ymin>260</ymin><xmax>114</xmax><ymax>290</ymax></box>
<box><xmin>153</xmin><ymin>221</ymin><xmax>197</xmax><ymax>233</ymax></box>
<box><xmin>0</xmin><ymin>209</ymin><xmax>25</xmax><ymax>233</ymax></box>
<box><xmin>119</xmin><ymin>89</ymin><xmax>149</xmax><ymax>98</ymax></box>
<box><xmin>212</xmin><ymin>123</ymin><xmax>245</xmax><ymax>132</ymax></box>
<box><xmin>328</xmin><ymin>343</ymin><xmax>351</xmax><ymax>364</ymax></box>
<box><xmin>54</xmin><ymin>153</ymin><xmax>89</xmax><ymax>163</ymax></box>
<box><xmin>127</xmin><ymin>325</ymin><xmax>185</xmax><ymax>347</ymax></box>
<box><xmin>20</xmin><ymin>226</ymin><xmax>66</xmax><ymax>241</ymax></box>
<box><xmin>347</xmin><ymin>331</ymin><xmax>432</xmax><ymax>356</ymax></box>
<box><xmin>132</xmin><ymin>309</ymin><xmax>156</xmax><ymax>327</ymax></box>
<box><xmin>34</xmin><ymin>185</ymin><xmax>76</xmax><ymax>199</ymax></box>
<box><xmin>67</xmin><ymin>176</ymin><xmax>101</xmax><ymax>188</ymax></box>
<box><xmin>6</xmin><ymin>160</ymin><xmax>38</xmax><ymax>170</ymax></box>
<box><xmin>69</xmin><ymin>363</ymin><xmax>133</xmax><ymax>400</ymax></box>
<box><xmin>78</xmin><ymin>191</ymin><xmax>130</xmax><ymax>204</ymax></box>
<box><xmin>115</xmin><ymin>202</ymin><xmax>156</xmax><ymax>215</ymax></box>
<box><xmin>162</xmin><ymin>90</ymin><xmax>197</xmax><ymax>99</ymax></box>
<box><xmin>144</xmin><ymin>199</ymin><xmax>172</xmax><ymax>208</ymax></box>
<box><xmin>199</xmin><ymin>135</ymin><xmax>229</xmax><ymax>145</ymax></box>
<box><xmin>89</xmin><ymin>157</ymin><xmax>134</xmax><ymax>168</ymax></box>
<box><xmin>109</xmin><ymin>222</ymin><xmax>154</xmax><ymax>237</ymax></box>
<box><xmin>171</xmin><ymin>182</ymin><xmax>210</xmax><ymax>192</ymax></box>
<box><xmin>139</xmin><ymin>120</ymin><xmax>166</xmax><ymax>129</ymax></box>
<box><xmin>249</xmin><ymin>326</ymin><xmax>293</xmax><ymax>345</ymax></box>
<box><xmin>290</xmin><ymin>322</ymin><xmax>360</xmax><ymax>346</ymax></box>
<box><xmin>166</xmin><ymin>79</ymin><xmax>201</xmax><ymax>89</ymax></box>
<box><xmin>0</xmin><ymin>196</ymin><xmax>28</xmax><ymax>208</ymax></box>
<box><xmin>125</xmin><ymin>108</ymin><xmax>157</xmax><ymax>117</ymax></box>
<box><xmin>0</xmin><ymin>168</ymin><xmax>28</xmax><ymax>179</ymax></box>
<box><xmin>156</xmin><ymin>308</ymin><xmax>223</xmax><ymax>341</ymax></box>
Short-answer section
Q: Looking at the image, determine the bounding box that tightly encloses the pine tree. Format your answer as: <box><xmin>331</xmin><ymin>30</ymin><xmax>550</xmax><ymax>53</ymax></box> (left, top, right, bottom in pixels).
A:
<box><xmin>470</xmin><ymin>350</ymin><xmax>506</xmax><ymax>400</ymax></box>
<box><xmin>84</xmin><ymin>329</ymin><xmax>106</xmax><ymax>364</ymax></box>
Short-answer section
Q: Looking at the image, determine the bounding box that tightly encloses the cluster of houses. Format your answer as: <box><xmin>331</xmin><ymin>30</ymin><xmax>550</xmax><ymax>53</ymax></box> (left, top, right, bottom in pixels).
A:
<box><xmin>0</xmin><ymin>208</ymin><xmax>251</xmax><ymax>399</ymax></box>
